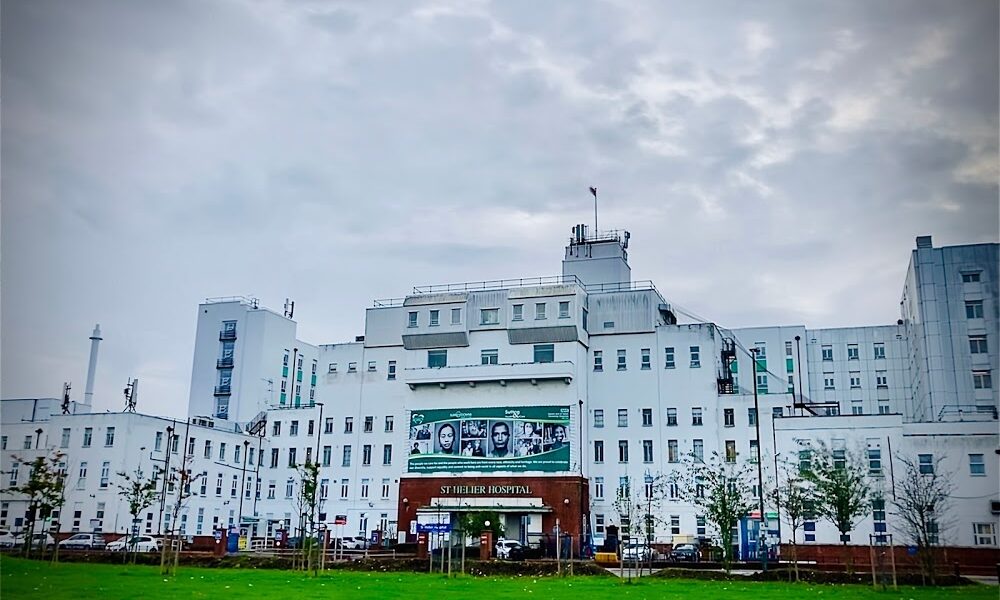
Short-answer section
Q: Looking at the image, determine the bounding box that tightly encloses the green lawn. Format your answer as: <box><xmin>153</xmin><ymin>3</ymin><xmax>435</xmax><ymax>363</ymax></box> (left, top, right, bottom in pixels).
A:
<box><xmin>1</xmin><ymin>556</ymin><xmax>995</xmax><ymax>600</ymax></box>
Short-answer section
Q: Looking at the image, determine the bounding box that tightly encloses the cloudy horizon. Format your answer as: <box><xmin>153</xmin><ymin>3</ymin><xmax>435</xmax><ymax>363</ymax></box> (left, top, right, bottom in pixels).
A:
<box><xmin>3</xmin><ymin>0</ymin><xmax>997</xmax><ymax>418</ymax></box>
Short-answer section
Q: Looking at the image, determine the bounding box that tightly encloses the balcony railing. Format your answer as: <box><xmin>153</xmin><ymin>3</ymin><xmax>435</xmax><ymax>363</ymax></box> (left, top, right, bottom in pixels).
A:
<box><xmin>217</xmin><ymin>357</ymin><xmax>234</xmax><ymax>369</ymax></box>
<box><xmin>219</xmin><ymin>330</ymin><xmax>237</xmax><ymax>341</ymax></box>
<box><xmin>214</xmin><ymin>385</ymin><xmax>232</xmax><ymax>396</ymax></box>
<box><xmin>402</xmin><ymin>360</ymin><xmax>575</xmax><ymax>388</ymax></box>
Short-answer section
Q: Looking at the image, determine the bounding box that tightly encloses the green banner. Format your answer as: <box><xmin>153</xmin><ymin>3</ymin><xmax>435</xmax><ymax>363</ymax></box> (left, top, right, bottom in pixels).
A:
<box><xmin>407</xmin><ymin>405</ymin><xmax>570</xmax><ymax>473</ymax></box>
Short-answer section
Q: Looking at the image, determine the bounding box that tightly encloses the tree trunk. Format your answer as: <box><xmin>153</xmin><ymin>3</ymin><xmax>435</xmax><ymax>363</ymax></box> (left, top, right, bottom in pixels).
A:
<box><xmin>792</xmin><ymin>540</ymin><xmax>799</xmax><ymax>582</ymax></box>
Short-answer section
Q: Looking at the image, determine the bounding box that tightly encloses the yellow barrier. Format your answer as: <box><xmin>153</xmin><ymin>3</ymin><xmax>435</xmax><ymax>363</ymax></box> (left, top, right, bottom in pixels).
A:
<box><xmin>594</xmin><ymin>552</ymin><xmax>619</xmax><ymax>565</ymax></box>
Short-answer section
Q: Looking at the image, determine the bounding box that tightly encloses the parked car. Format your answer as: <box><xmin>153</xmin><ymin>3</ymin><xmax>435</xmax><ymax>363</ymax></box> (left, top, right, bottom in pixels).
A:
<box><xmin>495</xmin><ymin>539</ymin><xmax>522</xmax><ymax>559</ymax></box>
<box><xmin>15</xmin><ymin>533</ymin><xmax>56</xmax><ymax>550</ymax></box>
<box><xmin>0</xmin><ymin>529</ymin><xmax>18</xmax><ymax>549</ymax></box>
<box><xmin>669</xmin><ymin>543</ymin><xmax>701</xmax><ymax>563</ymax></box>
<box><xmin>107</xmin><ymin>535</ymin><xmax>161</xmax><ymax>553</ymax></box>
<box><xmin>621</xmin><ymin>541</ymin><xmax>652</xmax><ymax>562</ymax></box>
<box><xmin>339</xmin><ymin>536</ymin><xmax>369</xmax><ymax>550</ymax></box>
<box><xmin>58</xmin><ymin>533</ymin><xmax>107</xmax><ymax>550</ymax></box>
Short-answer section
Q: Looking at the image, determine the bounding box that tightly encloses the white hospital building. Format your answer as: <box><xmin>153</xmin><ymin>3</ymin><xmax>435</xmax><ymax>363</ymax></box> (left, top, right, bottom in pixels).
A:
<box><xmin>2</xmin><ymin>226</ymin><xmax>997</xmax><ymax>558</ymax></box>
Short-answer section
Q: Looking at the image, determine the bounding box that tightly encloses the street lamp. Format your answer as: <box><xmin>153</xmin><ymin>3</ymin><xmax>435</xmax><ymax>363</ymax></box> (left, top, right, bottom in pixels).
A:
<box><xmin>750</xmin><ymin>347</ymin><xmax>767</xmax><ymax>572</ymax></box>
<box><xmin>238</xmin><ymin>439</ymin><xmax>250</xmax><ymax>535</ymax></box>
<box><xmin>644</xmin><ymin>470</ymin><xmax>655</xmax><ymax>576</ymax></box>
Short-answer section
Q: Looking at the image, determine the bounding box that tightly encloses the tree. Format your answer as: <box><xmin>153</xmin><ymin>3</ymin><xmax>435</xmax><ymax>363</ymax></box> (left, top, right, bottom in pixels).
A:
<box><xmin>801</xmin><ymin>442</ymin><xmax>869</xmax><ymax>572</ymax></box>
<box><xmin>115</xmin><ymin>467</ymin><xmax>158</xmax><ymax>563</ymax></box>
<box><xmin>673</xmin><ymin>452</ymin><xmax>756</xmax><ymax>573</ymax></box>
<box><xmin>294</xmin><ymin>460</ymin><xmax>321</xmax><ymax>574</ymax></box>
<box><xmin>772</xmin><ymin>465</ymin><xmax>814</xmax><ymax>581</ymax></box>
<box><xmin>4</xmin><ymin>452</ymin><xmax>66</xmax><ymax>559</ymax></box>
<box><xmin>890</xmin><ymin>454</ymin><xmax>954</xmax><ymax>585</ymax></box>
<box><xmin>160</xmin><ymin>425</ymin><xmax>202</xmax><ymax>576</ymax></box>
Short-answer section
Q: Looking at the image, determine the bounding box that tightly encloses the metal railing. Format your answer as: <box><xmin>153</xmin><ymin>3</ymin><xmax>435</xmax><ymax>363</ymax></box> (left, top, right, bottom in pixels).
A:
<box><xmin>412</xmin><ymin>275</ymin><xmax>584</xmax><ymax>295</ymax></box>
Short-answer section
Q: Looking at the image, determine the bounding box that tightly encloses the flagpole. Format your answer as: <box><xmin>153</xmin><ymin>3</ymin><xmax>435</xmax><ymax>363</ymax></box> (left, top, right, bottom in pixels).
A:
<box><xmin>590</xmin><ymin>186</ymin><xmax>598</xmax><ymax>236</ymax></box>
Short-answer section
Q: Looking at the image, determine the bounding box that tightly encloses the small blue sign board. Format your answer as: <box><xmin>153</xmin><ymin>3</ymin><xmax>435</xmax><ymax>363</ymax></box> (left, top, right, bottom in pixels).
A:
<box><xmin>417</xmin><ymin>523</ymin><xmax>451</xmax><ymax>533</ymax></box>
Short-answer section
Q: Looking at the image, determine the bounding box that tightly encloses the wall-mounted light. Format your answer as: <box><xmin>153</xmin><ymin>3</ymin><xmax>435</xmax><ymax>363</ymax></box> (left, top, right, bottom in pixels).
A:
<box><xmin>402</xmin><ymin>497</ymin><xmax>409</xmax><ymax>505</ymax></box>
<box><xmin>563</xmin><ymin>498</ymin><xmax>570</xmax><ymax>505</ymax></box>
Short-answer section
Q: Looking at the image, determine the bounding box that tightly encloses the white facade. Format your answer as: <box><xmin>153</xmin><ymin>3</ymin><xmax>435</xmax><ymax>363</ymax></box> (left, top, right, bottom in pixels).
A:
<box><xmin>2</xmin><ymin>227</ymin><xmax>996</xmax><ymax>552</ymax></box>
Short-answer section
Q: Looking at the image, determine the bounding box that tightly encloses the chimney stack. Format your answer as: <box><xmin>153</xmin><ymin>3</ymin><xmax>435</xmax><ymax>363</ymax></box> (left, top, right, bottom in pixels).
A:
<box><xmin>84</xmin><ymin>324</ymin><xmax>102</xmax><ymax>406</ymax></box>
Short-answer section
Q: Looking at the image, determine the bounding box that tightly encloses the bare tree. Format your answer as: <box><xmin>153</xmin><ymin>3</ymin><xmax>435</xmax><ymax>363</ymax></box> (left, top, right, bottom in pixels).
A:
<box><xmin>160</xmin><ymin>424</ymin><xmax>202</xmax><ymax>576</ymax></box>
<box><xmin>115</xmin><ymin>467</ymin><xmax>158</xmax><ymax>563</ymax></box>
<box><xmin>673</xmin><ymin>451</ymin><xmax>756</xmax><ymax>573</ymax></box>
<box><xmin>772</xmin><ymin>464</ymin><xmax>813</xmax><ymax>581</ymax></box>
<box><xmin>890</xmin><ymin>454</ymin><xmax>954</xmax><ymax>585</ymax></box>
<box><xmin>294</xmin><ymin>460</ymin><xmax>320</xmax><ymax>574</ymax></box>
<box><xmin>801</xmin><ymin>441</ymin><xmax>869</xmax><ymax>572</ymax></box>
<box><xmin>4</xmin><ymin>452</ymin><xmax>65</xmax><ymax>559</ymax></box>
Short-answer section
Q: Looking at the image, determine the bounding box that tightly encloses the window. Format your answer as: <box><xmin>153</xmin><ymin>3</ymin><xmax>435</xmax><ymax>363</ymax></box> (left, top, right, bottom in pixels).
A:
<box><xmin>696</xmin><ymin>516</ymin><xmax>706</xmax><ymax>536</ymax></box>
<box><xmin>640</xmin><ymin>348</ymin><xmax>651</xmax><ymax>370</ymax></box>
<box><xmin>270</xmin><ymin>449</ymin><xmax>279</xmax><ymax>468</ymax></box>
<box><xmin>788</xmin><ymin>374</ymin><xmax>794</xmax><ymax>393</ymax></box>
<box><xmin>408</xmin><ymin>312</ymin><xmax>418</xmax><ymax>328</ymax></box>
<box><xmin>692</xmin><ymin>439</ymin><xmax>704</xmax><ymax>461</ymax></box>
<box><xmin>725</xmin><ymin>440</ymin><xmax>736</xmax><ymax>463</ymax></box>
<box><xmin>872</xmin><ymin>497</ymin><xmax>886</xmax><ymax>535</ymax></box>
<box><xmin>664</xmin><ymin>347</ymin><xmax>675</xmax><ymax>369</ymax></box>
<box><xmin>364</xmin><ymin>416</ymin><xmax>374</xmax><ymax>433</ymax></box>
<box><xmin>723</xmin><ymin>408</ymin><xmax>734</xmax><ymax>427</ymax></box>
<box><xmin>852</xmin><ymin>405</ymin><xmax>863</xmax><ymax>415</ymax></box>
<box><xmin>617</xmin><ymin>349</ymin><xmax>626</xmax><ymax>370</ymax></box>
<box><xmin>756</xmin><ymin>373</ymin><xmax>768</xmax><ymax>393</ymax></box>
<box><xmin>850</xmin><ymin>372</ymin><xmax>861</xmax><ymax>389</ymax></box>
<box><xmin>344</xmin><ymin>417</ymin><xmax>353</xmax><ymax>433</ymax></box>
<box><xmin>876</xmin><ymin>372</ymin><xmax>888</xmax><ymax>388</ymax></box>
<box><xmin>642</xmin><ymin>440</ymin><xmax>653</xmax><ymax>463</ymax></box>
<box><xmin>535</xmin><ymin>303</ymin><xmax>546</xmax><ymax>320</ymax></box>
<box><xmin>481</xmin><ymin>349</ymin><xmax>498</xmax><ymax>365</ymax></box>
<box><xmin>559</xmin><ymin>301</ymin><xmax>570</xmax><ymax>318</ymax></box>
<box><xmin>969</xmin><ymin>454</ymin><xmax>985</xmax><ymax>476</ymax></box>
<box><xmin>974</xmin><ymin>523</ymin><xmax>997</xmax><ymax>546</ymax></box>
<box><xmin>362</xmin><ymin>444</ymin><xmax>372</xmax><ymax>465</ymax></box>
<box><xmin>962</xmin><ymin>272</ymin><xmax>982</xmax><ymax>283</ymax></box>
<box><xmin>342</xmin><ymin>445</ymin><xmax>352</xmax><ymax>467</ymax></box>
<box><xmin>382</xmin><ymin>444</ymin><xmax>392</xmax><ymax>465</ymax></box>
<box><xmin>690</xmin><ymin>346</ymin><xmax>700</xmax><ymax>367</ymax></box>
<box><xmin>798</xmin><ymin>449</ymin><xmax>812</xmax><ymax>474</ymax></box>
<box><xmin>204</xmin><ymin>440</ymin><xmax>213</xmax><ymax>459</ymax></box>
<box><xmin>666</xmin><ymin>408</ymin><xmax>677</xmax><ymax>426</ymax></box>
<box><xmin>340</xmin><ymin>479</ymin><xmax>349</xmax><ymax>499</ymax></box>
<box><xmin>873</xmin><ymin>343</ymin><xmax>885</xmax><ymax>359</ymax></box>
<box><xmin>593</xmin><ymin>440</ymin><xmax>604</xmax><ymax>463</ymax></box>
<box><xmin>59</xmin><ymin>428</ymin><xmax>70</xmax><ymax>448</ymax></box>
<box><xmin>821</xmin><ymin>345</ymin><xmax>833</xmax><ymax>361</ymax></box>
<box><xmin>367</xmin><ymin>361</ymin><xmax>377</xmax><ymax>372</ymax></box>
<box><xmin>691</xmin><ymin>408</ymin><xmax>703</xmax><ymax>426</ymax></box>
<box><xmin>385</xmin><ymin>416</ymin><xmax>394</xmax><ymax>432</ymax></box>
<box><xmin>154</xmin><ymin>431</ymin><xmax>162</xmax><ymax>451</ymax></box>
<box><xmin>970</xmin><ymin>335</ymin><xmax>988</xmax><ymax>354</ymax></box>
<box><xmin>973</xmin><ymin>370</ymin><xmax>992</xmax><ymax>389</ymax></box>
<box><xmin>322</xmin><ymin>446</ymin><xmax>331</xmax><ymax>467</ymax></box>
<box><xmin>290</xmin><ymin>420</ymin><xmax>299</xmax><ymax>436</ymax></box>
<box><xmin>451</xmin><ymin>307</ymin><xmax>461</xmax><ymax>324</ymax></box>
<box><xmin>593</xmin><ymin>410</ymin><xmax>604</xmax><ymax>428</ymax></box>
<box><xmin>387</xmin><ymin>361</ymin><xmax>397</xmax><ymax>380</ymax></box>
<box><xmin>964</xmin><ymin>300</ymin><xmax>985</xmax><ymax>319</ymax></box>
<box><xmin>593</xmin><ymin>350</ymin><xmax>603</xmax><ymax>371</ymax></box>
<box><xmin>617</xmin><ymin>409</ymin><xmax>628</xmax><ymax>427</ymax></box>
<box><xmin>667</xmin><ymin>440</ymin><xmax>679</xmax><ymax>463</ymax></box>
<box><xmin>618</xmin><ymin>440</ymin><xmax>629</xmax><ymax>463</ymax></box>
<box><xmin>105</xmin><ymin>427</ymin><xmax>116</xmax><ymax>447</ymax></box>
<box><xmin>100</xmin><ymin>462</ymin><xmax>111</xmax><ymax>488</ymax></box>
<box><xmin>427</xmin><ymin>350</ymin><xmax>447</xmax><ymax>368</ymax></box>
<box><xmin>429</xmin><ymin>310</ymin><xmax>440</xmax><ymax>326</ymax></box>
<box><xmin>382</xmin><ymin>478</ymin><xmax>391</xmax><ymax>499</ymax></box>
<box><xmin>749</xmin><ymin>440</ymin><xmax>759</xmax><ymax>463</ymax></box>
<box><xmin>878</xmin><ymin>402</ymin><xmax>891</xmax><ymax>414</ymax></box>
<box><xmin>747</xmin><ymin>408</ymin><xmax>757</xmax><ymax>426</ymax></box>
<box><xmin>868</xmin><ymin>447</ymin><xmax>882</xmax><ymax>475</ymax></box>
<box><xmin>287</xmin><ymin>448</ymin><xmax>297</xmax><ymax>467</ymax></box>
<box><xmin>824</xmin><ymin>376</ymin><xmax>835</xmax><ymax>390</ymax></box>
<box><xmin>772</xmin><ymin>407</ymin><xmax>783</xmax><ymax>418</ymax></box>
<box><xmin>324</xmin><ymin>418</ymin><xmax>334</xmax><ymax>434</ymax></box>
<box><xmin>533</xmin><ymin>344</ymin><xmax>554</xmax><ymax>363</ymax></box>
<box><xmin>273</xmin><ymin>421</ymin><xmax>281</xmax><ymax>436</ymax></box>
<box><xmin>481</xmin><ymin>308</ymin><xmax>499</xmax><ymax>325</ymax></box>
<box><xmin>641</xmin><ymin>408</ymin><xmax>653</xmax><ymax>427</ymax></box>
<box><xmin>847</xmin><ymin>344</ymin><xmax>859</xmax><ymax>360</ymax></box>
<box><xmin>511</xmin><ymin>304</ymin><xmax>523</xmax><ymax>321</ymax></box>
<box><xmin>347</xmin><ymin>362</ymin><xmax>357</xmax><ymax>373</ymax></box>
<box><xmin>594</xmin><ymin>477</ymin><xmax>604</xmax><ymax>500</ymax></box>
<box><xmin>328</xmin><ymin>362</ymin><xmax>338</xmax><ymax>374</ymax></box>
<box><xmin>595</xmin><ymin>514</ymin><xmax>606</xmax><ymax>535</ymax></box>
<box><xmin>918</xmin><ymin>453</ymin><xmax>933</xmax><ymax>475</ymax></box>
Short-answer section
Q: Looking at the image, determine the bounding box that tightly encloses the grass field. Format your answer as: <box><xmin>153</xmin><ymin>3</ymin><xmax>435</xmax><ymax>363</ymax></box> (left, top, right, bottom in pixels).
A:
<box><xmin>2</xmin><ymin>556</ymin><xmax>996</xmax><ymax>600</ymax></box>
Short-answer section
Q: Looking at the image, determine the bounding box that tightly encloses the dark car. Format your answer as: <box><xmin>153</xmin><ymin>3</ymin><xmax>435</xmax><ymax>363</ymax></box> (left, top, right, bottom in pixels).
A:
<box><xmin>669</xmin><ymin>543</ymin><xmax>700</xmax><ymax>562</ymax></box>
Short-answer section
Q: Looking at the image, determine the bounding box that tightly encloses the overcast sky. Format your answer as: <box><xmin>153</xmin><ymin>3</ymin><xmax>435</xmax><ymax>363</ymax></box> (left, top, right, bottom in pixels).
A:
<box><xmin>3</xmin><ymin>0</ymin><xmax>997</xmax><ymax>419</ymax></box>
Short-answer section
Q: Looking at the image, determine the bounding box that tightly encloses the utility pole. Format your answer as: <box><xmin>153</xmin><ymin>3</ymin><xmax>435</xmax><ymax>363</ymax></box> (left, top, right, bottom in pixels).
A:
<box><xmin>750</xmin><ymin>347</ymin><xmax>767</xmax><ymax>572</ymax></box>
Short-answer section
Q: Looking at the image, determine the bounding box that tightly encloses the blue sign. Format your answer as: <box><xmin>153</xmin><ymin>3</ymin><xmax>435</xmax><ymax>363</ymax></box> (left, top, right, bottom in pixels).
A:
<box><xmin>417</xmin><ymin>523</ymin><xmax>451</xmax><ymax>533</ymax></box>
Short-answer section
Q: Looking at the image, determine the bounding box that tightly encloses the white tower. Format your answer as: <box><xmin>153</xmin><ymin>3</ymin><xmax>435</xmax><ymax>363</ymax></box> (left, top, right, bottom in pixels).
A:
<box><xmin>84</xmin><ymin>324</ymin><xmax>102</xmax><ymax>406</ymax></box>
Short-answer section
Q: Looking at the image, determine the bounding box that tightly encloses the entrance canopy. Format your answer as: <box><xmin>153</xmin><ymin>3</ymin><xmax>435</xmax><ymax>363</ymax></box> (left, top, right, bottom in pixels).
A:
<box><xmin>416</xmin><ymin>496</ymin><xmax>552</xmax><ymax>513</ymax></box>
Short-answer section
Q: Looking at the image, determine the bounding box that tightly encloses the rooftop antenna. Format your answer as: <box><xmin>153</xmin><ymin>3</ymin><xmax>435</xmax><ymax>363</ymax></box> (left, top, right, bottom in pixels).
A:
<box><xmin>62</xmin><ymin>382</ymin><xmax>72</xmax><ymax>415</ymax></box>
<box><xmin>284</xmin><ymin>298</ymin><xmax>295</xmax><ymax>319</ymax></box>
<box><xmin>123</xmin><ymin>378</ymin><xmax>138</xmax><ymax>413</ymax></box>
<box><xmin>589</xmin><ymin>186</ymin><xmax>598</xmax><ymax>235</ymax></box>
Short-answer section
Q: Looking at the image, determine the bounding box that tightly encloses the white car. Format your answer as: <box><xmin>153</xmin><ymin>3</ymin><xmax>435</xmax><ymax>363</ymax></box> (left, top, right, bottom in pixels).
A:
<box><xmin>621</xmin><ymin>542</ymin><xmax>652</xmax><ymax>562</ymax></box>
<box><xmin>107</xmin><ymin>535</ymin><xmax>161</xmax><ymax>553</ymax></box>
<box><xmin>495</xmin><ymin>539</ymin><xmax>522</xmax><ymax>559</ymax></box>
<box><xmin>0</xmin><ymin>529</ymin><xmax>18</xmax><ymax>548</ymax></box>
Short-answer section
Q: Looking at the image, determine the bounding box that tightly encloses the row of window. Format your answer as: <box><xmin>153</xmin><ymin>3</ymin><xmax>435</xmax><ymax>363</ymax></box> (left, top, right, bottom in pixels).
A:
<box><xmin>271</xmin><ymin>415</ymin><xmax>395</xmax><ymax>437</ymax></box>
<box><xmin>328</xmin><ymin>360</ymin><xmax>398</xmax><ymax>380</ymax></box>
<box><xmin>407</xmin><ymin>302</ymin><xmax>574</xmax><ymax>329</ymax></box>
<box><xmin>427</xmin><ymin>344</ymin><xmax>556</xmax><ymax>368</ymax></box>
<box><xmin>821</xmin><ymin>370</ymin><xmax>890</xmax><ymax>390</ymax></box>
<box><xmin>821</xmin><ymin>342</ymin><xmax>887</xmax><ymax>361</ymax></box>
<box><xmin>593</xmin><ymin>406</ymin><xmax>783</xmax><ymax>428</ymax></box>
<box><xmin>590</xmin><ymin>437</ymin><xmax>761</xmax><ymax>464</ymax></box>
<box><xmin>267</xmin><ymin>444</ymin><xmax>394</xmax><ymax>468</ymax></box>
<box><xmin>49</xmin><ymin>426</ymin><xmax>116</xmax><ymax>450</ymax></box>
<box><xmin>594</xmin><ymin>346</ymin><xmax>702</xmax><ymax>371</ymax></box>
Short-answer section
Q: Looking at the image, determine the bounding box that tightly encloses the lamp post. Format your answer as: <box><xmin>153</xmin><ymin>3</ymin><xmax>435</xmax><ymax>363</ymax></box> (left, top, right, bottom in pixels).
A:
<box><xmin>750</xmin><ymin>347</ymin><xmax>767</xmax><ymax>572</ymax></box>
<box><xmin>238</xmin><ymin>439</ymin><xmax>250</xmax><ymax>537</ymax></box>
<box><xmin>644</xmin><ymin>471</ymin><xmax>655</xmax><ymax>577</ymax></box>
<box><xmin>157</xmin><ymin>425</ymin><xmax>175</xmax><ymax>535</ymax></box>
